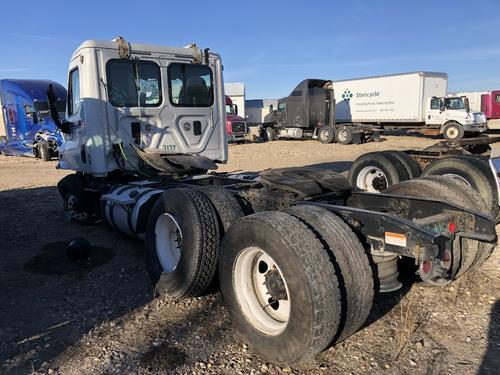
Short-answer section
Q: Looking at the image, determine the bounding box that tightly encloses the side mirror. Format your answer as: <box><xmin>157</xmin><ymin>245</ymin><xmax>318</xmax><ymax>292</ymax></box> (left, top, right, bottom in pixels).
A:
<box><xmin>47</xmin><ymin>84</ymin><xmax>71</xmax><ymax>134</ymax></box>
<box><xmin>464</xmin><ymin>97</ymin><xmax>470</xmax><ymax>113</ymax></box>
<box><xmin>269</xmin><ymin>104</ymin><xmax>274</xmax><ymax>111</ymax></box>
<box><xmin>234</xmin><ymin>104</ymin><xmax>238</xmax><ymax>115</ymax></box>
<box><xmin>439</xmin><ymin>99</ymin><xmax>445</xmax><ymax>112</ymax></box>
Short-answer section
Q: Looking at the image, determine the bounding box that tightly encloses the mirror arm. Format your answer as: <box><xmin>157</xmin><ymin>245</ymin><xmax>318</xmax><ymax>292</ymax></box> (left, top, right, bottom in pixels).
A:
<box><xmin>47</xmin><ymin>84</ymin><xmax>71</xmax><ymax>134</ymax></box>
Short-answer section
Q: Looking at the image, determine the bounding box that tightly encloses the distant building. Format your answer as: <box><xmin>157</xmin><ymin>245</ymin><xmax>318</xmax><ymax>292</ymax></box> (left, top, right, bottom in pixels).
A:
<box><xmin>224</xmin><ymin>83</ymin><xmax>245</xmax><ymax>118</ymax></box>
<box><xmin>245</xmin><ymin>99</ymin><xmax>278</xmax><ymax>126</ymax></box>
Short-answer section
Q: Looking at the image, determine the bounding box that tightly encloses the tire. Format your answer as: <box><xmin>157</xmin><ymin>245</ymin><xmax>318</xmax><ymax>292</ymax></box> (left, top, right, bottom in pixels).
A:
<box><xmin>442</xmin><ymin>122</ymin><xmax>464</xmax><ymax>140</ymax></box>
<box><xmin>145</xmin><ymin>188</ymin><xmax>220</xmax><ymax>299</ymax></box>
<box><xmin>285</xmin><ymin>205</ymin><xmax>373</xmax><ymax>343</ymax></box>
<box><xmin>335</xmin><ymin>126</ymin><xmax>354</xmax><ymax>145</ymax></box>
<box><xmin>37</xmin><ymin>140</ymin><xmax>51</xmax><ymax>161</ymax></box>
<box><xmin>265</xmin><ymin>127</ymin><xmax>276</xmax><ymax>142</ymax></box>
<box><xmin>318</xmin><ymin>126</ymin><xmax>335</xmax><ymax>144</ymax></box>
<box><xmin>197</xmin><ymin>186</ymin><xmax>244</xmax><ymax>235</ymax></box>
<box><xmin>348</xmin><ymin>152</ymin><xmax>411</xmax><ymax>192</ymax></box>
<box><xmin>57</xmin><ymin>174</ymin><xmax>97</xmax><ymax>224</ymax></box>
<box><xmin>384</xmin><ymin>177</ymin><xmax>490</xmax><ymax>279</ymax></box>
<box><xmin>383</xmin><ymin>151</ymin><xmax>421</xmax><ymax>179</ymax></box>
<box><xmin>219</xmin><ymin>211</ymin><xmax>341</xmax><ymax>364</ymax></box>
<box><xmin>422</xmin><ymin>156</ymin><xmax>499</xmax><ymax>220</ymax></box>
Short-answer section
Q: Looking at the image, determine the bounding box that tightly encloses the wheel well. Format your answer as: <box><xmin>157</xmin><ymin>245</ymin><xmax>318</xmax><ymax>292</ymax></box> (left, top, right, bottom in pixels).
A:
<box><xmin>440</xmin><ymin>120</ymin><xmax>462</xmax><ymax>132</ymax></box>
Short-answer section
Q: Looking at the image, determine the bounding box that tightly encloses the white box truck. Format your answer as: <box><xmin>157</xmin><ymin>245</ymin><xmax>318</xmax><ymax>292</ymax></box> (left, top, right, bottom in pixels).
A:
<box><xmin>334</xmin><ymin>72</ymin><xmax>488</xmax><ymax>140</ymax></box>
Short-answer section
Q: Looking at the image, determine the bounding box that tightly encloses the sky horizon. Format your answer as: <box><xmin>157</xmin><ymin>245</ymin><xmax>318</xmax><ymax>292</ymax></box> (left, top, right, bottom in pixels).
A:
<box><xmin>1</xmin><ymin>0</ymin><xmax>499</xmax><ymax>99</ymax></box>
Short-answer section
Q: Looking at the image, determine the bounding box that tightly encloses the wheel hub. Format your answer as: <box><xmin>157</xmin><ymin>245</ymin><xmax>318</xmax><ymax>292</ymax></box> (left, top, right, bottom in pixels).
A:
<box><xmin>356</xmin><ymin>166</ymin><xmax>388</xmax><ymax>192</ymax></box>
<box><xmin>264</xmin><ymin>268</ymin><xmax>288</xmax><ymax>301</ymax></box>
<box><xmin>66</xmin><ymin>194</ymin><xmax>89</xmax><ymax>221</ymax></box>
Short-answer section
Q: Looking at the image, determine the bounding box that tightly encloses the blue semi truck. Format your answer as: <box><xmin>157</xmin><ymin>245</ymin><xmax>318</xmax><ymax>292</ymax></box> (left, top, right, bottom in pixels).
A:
<box><xmin>0</xmin><ymin>79</ymin><xmax>66</xmax><ymax>160</ymax></box>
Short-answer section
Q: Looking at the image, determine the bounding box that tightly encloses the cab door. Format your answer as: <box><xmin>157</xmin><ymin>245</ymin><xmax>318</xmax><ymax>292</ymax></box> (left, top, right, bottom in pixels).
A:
<box><xmin>277</xmin><ymin>101</ymin><xmax>287</xmax><ymax>126</ymax></box>
<box><xmin>59</xmin><ymin>61</ymin><xmax>88</xmax><ymax>171</ymax></box>
<box><xmin>426</xmin><ymin>98</ymin><xmax>446</xmax><ymax>125</ymax></box>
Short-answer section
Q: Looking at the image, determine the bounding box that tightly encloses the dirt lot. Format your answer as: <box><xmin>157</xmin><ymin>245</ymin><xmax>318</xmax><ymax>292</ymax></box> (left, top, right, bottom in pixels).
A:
<box><xmin>0</xmin><ymin>135</ymin><xmax>499</xmax><ymax>375</ymax></box>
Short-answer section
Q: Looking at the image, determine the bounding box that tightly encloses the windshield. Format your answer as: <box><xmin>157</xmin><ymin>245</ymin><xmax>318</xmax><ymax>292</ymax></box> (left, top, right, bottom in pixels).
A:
<box><xmin>226</xmin><ymin>104</ymin><xmax>236</xmax><ymax>115</ymax></box>
<box><xmin>445</xmin><ymin>97</ymin><xmax>465</xmax><ymax>110</ymax></box>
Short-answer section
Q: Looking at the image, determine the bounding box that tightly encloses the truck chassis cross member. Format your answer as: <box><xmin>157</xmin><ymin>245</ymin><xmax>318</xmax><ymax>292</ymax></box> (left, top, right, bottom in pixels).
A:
<box><xmin>50</xmin><ymin>38</ymin><xmax>498</xmax><ymax>364</ymax></box>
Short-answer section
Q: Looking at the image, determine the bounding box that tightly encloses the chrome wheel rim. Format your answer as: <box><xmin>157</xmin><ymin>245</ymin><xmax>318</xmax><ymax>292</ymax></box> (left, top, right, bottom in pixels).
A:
<box><xmin>65</xmin><ymin>194</ymin><xmax>89</xmax><ymax>221</ymax></box>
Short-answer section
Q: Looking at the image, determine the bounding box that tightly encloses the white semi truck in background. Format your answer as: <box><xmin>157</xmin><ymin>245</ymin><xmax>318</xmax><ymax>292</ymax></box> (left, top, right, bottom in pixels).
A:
<box><xmin>48</xmin><ymin>38</ymin><xmax>498</xmax><ymax>365</ymax></box>
<box><xmin>333</xmin><ymin>72</ymin><xmax>488</xmax><ymax>140</ymax></box>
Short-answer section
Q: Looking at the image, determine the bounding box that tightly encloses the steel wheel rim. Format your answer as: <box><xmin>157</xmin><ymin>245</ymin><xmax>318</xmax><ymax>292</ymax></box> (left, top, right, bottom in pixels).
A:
<box><xmin>338</xmin><ymin>130</ymin><xmax>348</xmax><ymax>142</ymax></box>
<box><xmin>356</xmin><ymin>166</ymin><xmax>388</xmax><ymax>192</ymax></box>
<box><xmin>443</xmin><ymin>173</ymin><xmax>471</xmax><ymax>187</ymax></box>
<box><xmin>320</xmin><ymin>129</ymin><xmax>330</xmax><ymax>141</ymax></box>
<box><xmin>155</xmin><ymin>213</ymin><xmax>182</xmax><ymax>273</ymax></box>
<box><xmin>66</xmin><ymin>194</ymin><xmax>88</xmax><ymax>221</ymax></box>
<box><xmin>233</xmin><ymin>246</ymin><xmax>290</xmax><ymax>335</ymax></box>
<box><xmin>446</xmin><ymin>127</ymin><xmax>459</xmax><ymax>139</ymax></box>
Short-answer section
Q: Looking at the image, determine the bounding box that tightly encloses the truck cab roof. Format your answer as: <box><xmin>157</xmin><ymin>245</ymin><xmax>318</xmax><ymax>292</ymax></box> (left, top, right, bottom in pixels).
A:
<box><xmin>71</xmin><ymin>40</ymin><xmax>220</xmax><ymax>61</ymax></box>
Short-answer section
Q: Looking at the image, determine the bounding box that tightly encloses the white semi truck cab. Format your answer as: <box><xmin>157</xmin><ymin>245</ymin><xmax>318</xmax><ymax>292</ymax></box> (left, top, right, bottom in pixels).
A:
<box><xmin>52</xmin><ymin>38</ymin><xmax>227</xmax><ymax>177</ymax></box>
<box><xmin>426</xmin><ymin>95</ymin><xmax>487</xmax><ymax>139</ymax></box>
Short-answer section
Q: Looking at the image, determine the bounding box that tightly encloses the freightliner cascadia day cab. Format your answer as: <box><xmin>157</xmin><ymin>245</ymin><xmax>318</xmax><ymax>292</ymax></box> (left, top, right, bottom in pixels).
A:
<box><xmin>52</xmin><ymin>38</ymin><xmax>497</xmax><ymax>365</ymax></box>
<box><xmin>333</xmin><ymin>72</ymin><xmax>488</xmax><ymax>140</ymax></box>
<box><xmin>262</xmin><ymin>79</ymin><xmax>377</xmax><ymax>144</ymax></box>
<box><xmin>0</xmin><ymin>79</ymin><xmax>66</xmax><ymax>160</ymax></box>
<box><xmin>225</xmin><ymin>95</ymin><xmax>248</xmax><ymax>142</ymax></box>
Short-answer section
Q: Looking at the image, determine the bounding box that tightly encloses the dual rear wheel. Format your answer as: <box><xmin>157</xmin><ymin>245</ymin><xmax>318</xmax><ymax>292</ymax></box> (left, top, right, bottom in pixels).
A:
<box><xmin>145</xmin><ymin>187</ymin><xmax>375</xmax><ymax>363</ymax></box>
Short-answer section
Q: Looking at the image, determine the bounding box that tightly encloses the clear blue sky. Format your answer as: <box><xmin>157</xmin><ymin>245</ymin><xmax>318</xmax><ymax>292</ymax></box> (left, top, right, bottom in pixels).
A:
<box><xmin>1</xmin><ymin>0</ymin><xmax>499</xmax><ymax>99</ymax></box>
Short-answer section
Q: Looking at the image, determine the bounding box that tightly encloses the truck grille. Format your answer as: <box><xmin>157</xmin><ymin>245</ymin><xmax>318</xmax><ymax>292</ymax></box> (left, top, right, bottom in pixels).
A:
<box><xmin>231</xmin><ymin>121</ymin><xmax>247</xmax><ymax>134</ymax></box>
<box><xmin>474</xmin><ymin>113</ymin><xmax>486</xmax><ymax>123</ymax></box>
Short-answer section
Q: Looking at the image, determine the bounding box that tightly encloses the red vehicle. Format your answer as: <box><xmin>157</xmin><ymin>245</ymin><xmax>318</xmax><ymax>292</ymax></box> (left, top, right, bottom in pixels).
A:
<box><xmin>481</xmin><ymin>91</ymin><xmax>500</xmax><ymax>120</ymax></box>
<box><xmin>225</xmin><ymin>95</ymin><xmax>248</xmax><ymax>142</ymax></box>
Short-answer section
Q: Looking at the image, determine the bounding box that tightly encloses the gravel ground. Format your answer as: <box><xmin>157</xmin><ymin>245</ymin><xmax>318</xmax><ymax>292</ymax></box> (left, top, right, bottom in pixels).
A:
<box><xmin>0</xmin><ymin>135</ymin><xmax>499</xmax><ymax>375</ymax></box>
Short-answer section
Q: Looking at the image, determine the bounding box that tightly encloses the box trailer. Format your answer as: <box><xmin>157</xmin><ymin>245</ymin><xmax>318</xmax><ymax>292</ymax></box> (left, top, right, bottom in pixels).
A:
<box><xmin>333</xmin><ymin>72</ymin><xmax>488</xmax><ymax>140</ymax></box>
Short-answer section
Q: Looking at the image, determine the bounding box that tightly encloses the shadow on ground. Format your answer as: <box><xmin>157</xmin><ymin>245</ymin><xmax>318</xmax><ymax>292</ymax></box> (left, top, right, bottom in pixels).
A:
<box><xmin>479</xmin><ymin>300</ymin><xmax>500</xmax><ymax>374</ymax></box>
<box><xmin>0</xmin><ymin>186</ymin><xmax>151</xmax><ymax>373</ymax></box>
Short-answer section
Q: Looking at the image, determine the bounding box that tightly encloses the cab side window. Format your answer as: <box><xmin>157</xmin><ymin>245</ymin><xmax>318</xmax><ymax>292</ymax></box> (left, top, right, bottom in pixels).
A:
<box><xmin>68</xmin><ymin>68</ymin><xmax>81</xmax><ymax>116</ymax></box>
<box><xmin>430</xmin><ymin>98</ymin><xmax>439</xmax><ymax>110</ymax></box>
<box><xmin>278</xmin><ymin>102</ymin><xmax>286</xmax><ymax>112</ymax></box>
